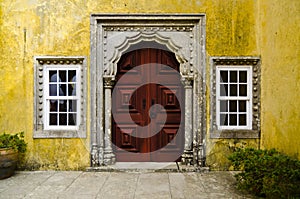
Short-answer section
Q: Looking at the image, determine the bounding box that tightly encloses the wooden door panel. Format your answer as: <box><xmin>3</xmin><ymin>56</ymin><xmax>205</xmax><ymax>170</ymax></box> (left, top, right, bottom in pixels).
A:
<box><xmin>157</xmin><ymin>85</ymin><xmax>181</xmax><ymax>112</ymax></box>
<box><xmin>114</xmin><ymin>86</ymin><xmax>139</xmax><ymax>112</ymax></box>
<box><xmin>114</xmin><ymin>125</ymin><xmax>139</xmax><ymax>152</ymax></box>
<box><xmin>151</xmin><ymin>124</ymin><xmax>182</xmax><ymax>150</ymax></box>
<box><xmin>113</xmin><ymin>48</ymin><xmax>184</xmax><ymax>162</ymax></box>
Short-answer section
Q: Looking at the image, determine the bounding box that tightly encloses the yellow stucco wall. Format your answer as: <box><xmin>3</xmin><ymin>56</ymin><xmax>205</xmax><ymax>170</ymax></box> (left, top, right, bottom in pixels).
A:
<box><xmin>0</xmin><ymin>0</ymin><xmax>299</xmax><ymax>170</ymax></box>
<box><xmin>260</xmin><ymin>0</ymin><xmax>300</xmax><ymax>158</ymax></box>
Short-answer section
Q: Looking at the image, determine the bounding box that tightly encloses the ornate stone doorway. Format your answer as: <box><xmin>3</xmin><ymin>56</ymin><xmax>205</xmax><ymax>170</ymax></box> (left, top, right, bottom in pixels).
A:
<box><xmin>90</xmin><ymin>14</ymin><xmax>206</xmax><ymax>167</ymax></box>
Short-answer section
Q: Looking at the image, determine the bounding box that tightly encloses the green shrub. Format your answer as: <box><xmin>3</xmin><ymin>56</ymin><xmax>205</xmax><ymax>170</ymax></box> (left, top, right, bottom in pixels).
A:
<box><xmin>0</xmin><ymin>132</ymin><xmax>27</xmax><ymax>153</ymax></box>
<box><xmin>228</xmin><ymin>148</ymin><xmax>300</xmax><ymax>198</ymax></box>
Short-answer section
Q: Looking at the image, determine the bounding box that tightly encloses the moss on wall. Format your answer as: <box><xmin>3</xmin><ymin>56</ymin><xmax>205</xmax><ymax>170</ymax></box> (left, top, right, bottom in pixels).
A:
<box><xmin>206</xmin><ymin>138</ymin><xmax>259</xmax><ymax>170</ymax></box>
<box><xmin>23</xmin><ymin>139</ymin><xmax>90</xmax><ymax>170</ymax></box>
<box><xmin>0</xmin><ymin>0</ymin><xmax>298</xmax><ymax>170</ymax></box>
<box><xmin>205</xmin><ymin>0</ymin><xmax>258</xmax><ymax>56</ymax></box>
<box><xmin>260</xmin><ymin>0</ymin><xmax>300</xmax><ymax>159</ymax></box>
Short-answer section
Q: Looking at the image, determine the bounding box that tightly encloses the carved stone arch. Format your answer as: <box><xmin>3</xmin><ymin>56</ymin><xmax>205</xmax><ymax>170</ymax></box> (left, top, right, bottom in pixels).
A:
<box><xmin>90</xmin><ymin>14</ymin><xmax>206</xmax><ymax>168</ymax></box>
<box><xmin>108</xmin><ymin>32</ymin><xmax>188</xmax><ymax>78</ymax></box>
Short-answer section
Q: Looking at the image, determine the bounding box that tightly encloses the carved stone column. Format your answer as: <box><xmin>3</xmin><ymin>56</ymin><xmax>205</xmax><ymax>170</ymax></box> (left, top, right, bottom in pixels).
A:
<box><xmin>181</xmin><ymin>76</ymin><xmax>194</xmax><ymax>165</ymax></box>
<box><xmin>103</xmin><ymin>76</ymin><xmax>116</xmax><ymax>165</ymax></box>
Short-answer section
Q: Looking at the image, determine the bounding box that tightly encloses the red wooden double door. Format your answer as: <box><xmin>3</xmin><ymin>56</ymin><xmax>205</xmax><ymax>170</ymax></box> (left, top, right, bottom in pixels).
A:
<box><xmin>112</xmin><ymin>48</ymin><xmax>184</xmax><ymax>162</ymax></box>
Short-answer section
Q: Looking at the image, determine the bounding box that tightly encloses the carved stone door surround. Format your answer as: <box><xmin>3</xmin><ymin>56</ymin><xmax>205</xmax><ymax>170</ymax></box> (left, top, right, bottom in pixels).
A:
<box><xmin>90</xmin><ymin>14</ymin><xmax>206</xmax><ymax>167</ymax></box>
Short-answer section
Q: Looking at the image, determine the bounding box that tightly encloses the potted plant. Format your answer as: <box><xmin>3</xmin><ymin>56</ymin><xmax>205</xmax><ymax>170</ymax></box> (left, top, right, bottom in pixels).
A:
<box><xmin>0</xmin><ymin>132</ymin><xmax>27</xmax><ymax>179</ymax></box>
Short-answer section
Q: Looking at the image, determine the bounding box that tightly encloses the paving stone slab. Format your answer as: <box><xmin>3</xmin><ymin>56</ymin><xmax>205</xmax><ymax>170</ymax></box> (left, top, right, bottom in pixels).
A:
<box><xmin>0</xmin><ymin>171</ymin><xmax>254</xmax><ymax>199</ymax></box>
<box><xmin>97</xmin><ymin>172</ymin><xmax>138</xmax><ymax>199</ymax></box>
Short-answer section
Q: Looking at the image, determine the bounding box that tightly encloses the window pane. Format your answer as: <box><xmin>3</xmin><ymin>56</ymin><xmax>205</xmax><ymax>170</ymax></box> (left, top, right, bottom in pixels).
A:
<box><xmin>239</xmin><ymin>114</ymin><xmax>247</xmax><ymax>126</ymax></box>
<box><xmin>239</xmin><ymin>84</ymin><xmax>247</xmax><ymax>96</ymax></box>
<box><xmin>69</xmin><ymin>113</ymin><xmax>77</xmax><ymax>125</ymax></box>
<box><xmin>239</xmin><ymin>100</ymin><xmax>247</xmax><ymax>112</ymax></box>
<box><xmin>229</xmin><ymin>100</ymin><xmax>237</xmax><ymax>112</ymax></box>
<box><xmin>49</xmin><ymin>71</ymin><xmax>58</xmax><ymax>82</ymax></box>
<box><xmin>49</xmin><ymin>84</ymin><xmax>58</xmax><ymax>96</ymax></box>
<box><xmin>58</xmin><ymin>100</ymin><xmax>67</xmax><ymax>112</ymax></box>
<box><xmin>59</xmin><ymin>113</ymin><xmax>67</xmax><ymax>125</ymax></box>
<box><xmin>239</xmin><ymin>71</ymin><xmax>247</xmax><ymax>83</ymax></box>
<box><xmin>69</xmin><ymin>70</ymin><xmax>76</xmax><ymax>82</ymax></box>
<box><xmin>220</xmin><ymin>84</ymin><xmax>228</xmax><ymax>96</ymax></box>
<box><xmin>230</xmin><ymin>84</ymin><xmax>237</xmax><ymax>96</ymax></box>
<box><xmin>229</xmin><ymin>114</ymin><xmax>237</xmax><ymax>125</ymax></box>
<box><xmin>220</xmin><ymin>100</ymin><xmax>228</xmax><ymax>112</ymax></box>
<box><xmin>68</xmin><ymin>83</ymin><xmax>76</xmax><ymax>96</ymax></box>
<box><xmin>50</xmin><ymin>113</ymin><xmax>57</xmax><ymax>125</ymax></box>
<box><xmin>59</xmin><ymin>84</ymin><xmax>67</xmax><ymax>96</ymax></box>
<box><xmin>59</xmin><ymin>70</ymin><xmax>67</xmax><ymax>82</ymax></box>
<box><xmin>220</xmin><ymin>114</ymin><xmax>228</xmax><ymax>126</ymax></box>
<box><xmin>230</xmin><ymin>71</ymin><xmax>237</xmax><ymax>82</ymax></box>
<box><xmin>220</xmin><ymin>71</ymin><xmax>228</xmax><ymax>83</ymax></box>
<box><xmin>70</xmin><ymin>100</ymin><xmax>77</xmax><ymax>112</ymax></box>
<box><xmin>50</xmin><ymin>101</ymin><xmax>58</xmax><ymax>112</ymax></box>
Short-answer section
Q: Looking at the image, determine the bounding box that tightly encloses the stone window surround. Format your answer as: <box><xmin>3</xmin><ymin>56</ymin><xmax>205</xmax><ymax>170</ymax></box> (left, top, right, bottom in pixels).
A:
<box><xmin>210</xmin><ymin>57</ymin><xmax>261</xmax><ymax>139</ymax></box>
<box><xmin>33</xmin><ymin>56</ymin><xmax>87</xmax><ymax>138</ymax></box>
<box><xmin>90</xmin><ymin>14</ymin><xmax>206</xmax><ymax>166</ymax></box>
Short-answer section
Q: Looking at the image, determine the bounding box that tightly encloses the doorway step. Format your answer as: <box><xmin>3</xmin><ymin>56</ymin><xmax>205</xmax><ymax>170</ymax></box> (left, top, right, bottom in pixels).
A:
<box><xmin>87</xmin><ymin>162</ymin><xmax>209</xmax><ymax>173</ymax></box>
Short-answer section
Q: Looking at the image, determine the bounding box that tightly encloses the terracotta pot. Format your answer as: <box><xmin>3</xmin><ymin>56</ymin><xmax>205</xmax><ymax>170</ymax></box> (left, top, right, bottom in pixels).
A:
<box><xmin>0</xmin><ymin>148</ymin><xmax>18</xmax><ymax>179</ymax></box>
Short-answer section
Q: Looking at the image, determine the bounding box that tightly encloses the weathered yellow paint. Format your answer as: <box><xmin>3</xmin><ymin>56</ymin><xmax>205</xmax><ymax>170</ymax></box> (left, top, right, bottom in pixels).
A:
<box><xmin>0</xmin><ymin>0</ymin><xmax>299</xmax><ymax>170</ymax></box>
<box><xmin>259</xmin><ymin>0</ymin><xmax>300</xmax><ymax>159</ymax></box>
<box><xmin>206</xmin><ymin>139</ymin><xmax>259</xmax><ymax>170</ymax></box>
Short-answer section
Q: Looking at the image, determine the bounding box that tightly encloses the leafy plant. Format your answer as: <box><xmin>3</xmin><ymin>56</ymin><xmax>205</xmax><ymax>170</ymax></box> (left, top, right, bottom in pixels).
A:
<box><xmin>0</xmin><ymin>132</ymin><xmax>27</xmax><ymax>153</ymax></box>
<box><xmin>228</xmin><ymin>148</ymin><xmax>300</xmax><ymax>198</ymax></box>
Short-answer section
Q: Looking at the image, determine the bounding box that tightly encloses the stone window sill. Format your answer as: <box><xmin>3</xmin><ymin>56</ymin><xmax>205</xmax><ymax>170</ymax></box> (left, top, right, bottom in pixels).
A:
<box><xmin>210</xmin><ymin>129</ymin><xmax>259</xmax><ymax>139</ymax></box>
<box><xmin>33</xmin><ymin>130</ymin><xmax>86</xmax><ymax>138</ymax></box>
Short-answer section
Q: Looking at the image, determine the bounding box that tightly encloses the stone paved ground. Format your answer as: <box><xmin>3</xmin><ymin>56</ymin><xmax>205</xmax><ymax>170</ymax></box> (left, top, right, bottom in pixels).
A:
<box><xmin>0</xmin><ymin>171</ymin><xmax>253</xmax><ymax>199</ymax></box>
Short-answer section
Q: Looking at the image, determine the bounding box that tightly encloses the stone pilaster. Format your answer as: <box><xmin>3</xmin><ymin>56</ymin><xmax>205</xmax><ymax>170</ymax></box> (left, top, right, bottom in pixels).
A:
<box><xmin>103</xmin><ymin>76</ymin><xmax>116</xmax><ymax>165</ymax></box>
<box><xmin>181</xmin><ymin>76</ymin><xmax>194</xmax><ymax>165</ymax></box>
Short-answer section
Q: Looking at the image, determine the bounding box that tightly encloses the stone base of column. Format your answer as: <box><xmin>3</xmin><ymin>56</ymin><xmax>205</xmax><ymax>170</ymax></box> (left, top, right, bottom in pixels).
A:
<box><xmin>91</xmin><ymin>146</ymin><xmax>99</xmax><ymax>167</ymax></box>
<box><xmin>103</xmin><ymin>151</ymin><xmax>116</xmax><ymax>165</ymax></box>
<box><xmin>181</xmin><ymin>150</ymin><xmax>194</xmax><ymax>165</ymax></box>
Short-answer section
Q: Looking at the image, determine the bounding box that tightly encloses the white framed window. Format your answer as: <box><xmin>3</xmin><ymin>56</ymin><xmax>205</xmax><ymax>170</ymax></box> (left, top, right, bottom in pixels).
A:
<box><xmin>210</xmin><ymin>57</ymin><xmax>261</xmax><ymax>139</ymax></box>
<box><xmin>216</xmin><ymin>66</ymin><xmax>252</xmax><ymax>130</ymax></box>
<box><xmin>44</xmin><ymin>66</ymin><xmax>80</xmax><ymax>130</ymax></box>
<box><xmin>34</xmin><ymin>57</ymin><xmax>86</xmax><ymax>138</ymax></box>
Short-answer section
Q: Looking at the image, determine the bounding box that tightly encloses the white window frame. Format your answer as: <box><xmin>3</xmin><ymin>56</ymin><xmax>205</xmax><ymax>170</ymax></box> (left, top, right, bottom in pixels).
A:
<box><xmin>216</xmin><ymin>66</ymin><xmax>252</xmax><ymax>130</ymax></box>
<box><xmin>43</xmin><ymin>65</ymin><xmax>81</xmax><ymax>131</ymax></box>
<box><xmin>34</xmin><ymin>56</ymin><xmax>87</xmax><ymax>138</ymax></box>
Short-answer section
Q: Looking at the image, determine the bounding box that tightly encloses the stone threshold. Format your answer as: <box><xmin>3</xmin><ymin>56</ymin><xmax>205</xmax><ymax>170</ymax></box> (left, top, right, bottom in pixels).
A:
<box><xmin>87</xmin><ymin>162</ymin><xmax>209</xmax><ymax>172</ymax></box>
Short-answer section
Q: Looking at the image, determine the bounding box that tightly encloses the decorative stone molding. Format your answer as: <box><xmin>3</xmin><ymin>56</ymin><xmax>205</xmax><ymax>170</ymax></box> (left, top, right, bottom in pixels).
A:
<box><xmin>103</xmin><ymin>76</ymin><xmax>115</xmax><ymax>88</ymax></box>
<box><xmin>37</xmin><ymin>58</ymin><xmax>84</xmax><ymax>65</ymax></box>
<box><xmin>33</xmin><ymin>56</ymin><xmax>87</xmax><ymax>138</ymax></box>
<box><xmin>103</xmin><ymin>26</ymin><xmax>194</xmax><ymax>32</ymax></box>
<box><xmin>181</xmin><ymin>76</ymin><xmax>193</xmax><ymax>88</ymax></box>
<box><xmin>210</xmin><ymin>57</ymin><xmax>261</xmax><ymax>139</ymax></box>
<box><xmin>90</xmin><ymin>14</ymin><xmax>206</xmax><ymax>166</ymax></box>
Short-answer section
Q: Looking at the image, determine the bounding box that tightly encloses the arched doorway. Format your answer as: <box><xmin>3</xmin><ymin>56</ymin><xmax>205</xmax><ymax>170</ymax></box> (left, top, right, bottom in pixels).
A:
<box><xmin>90</xmin><ymin>14</ymin><xmax>206</xmax><ymax>166</ymax></box>
<box><xmin>112</xmin><ymin>48</ymin><xmax>184</xmax><ymax>162</ymax></box>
